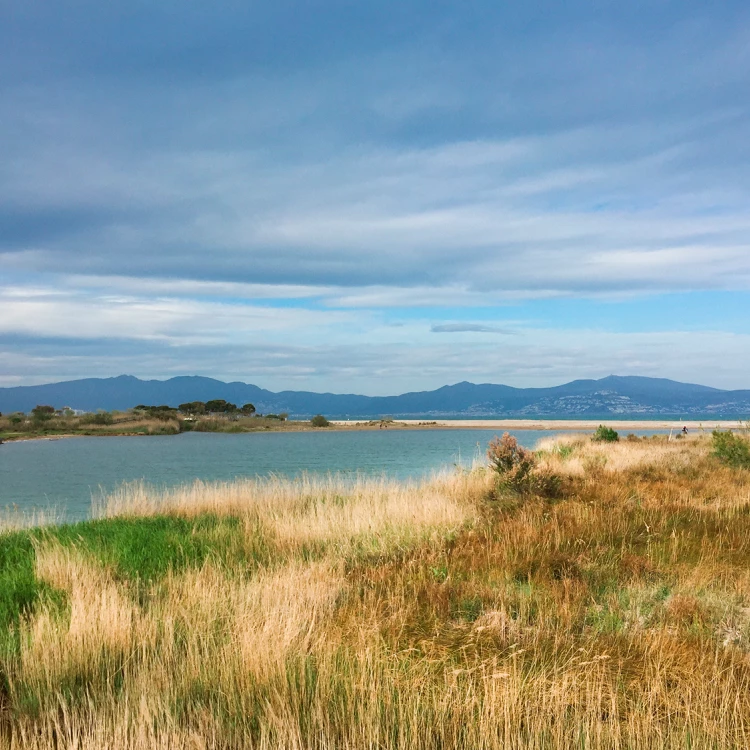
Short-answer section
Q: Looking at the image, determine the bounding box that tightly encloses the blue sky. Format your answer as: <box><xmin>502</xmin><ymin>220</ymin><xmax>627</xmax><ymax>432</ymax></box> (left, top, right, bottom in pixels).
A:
<box><xmin>2</xmin><ymin>1</ymin><xmax>749</xmax><ymax>393</ymax></box>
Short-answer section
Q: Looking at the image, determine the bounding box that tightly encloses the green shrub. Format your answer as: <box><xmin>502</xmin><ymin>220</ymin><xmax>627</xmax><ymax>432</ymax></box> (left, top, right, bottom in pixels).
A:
<box><xmin>592</xmin><ymin>425</ymin><xmax>619</xmax><ymax>443</ymax></box>
<box><xmin>532</xmin><ymin>470</ymin><xmax>564</xmax><ymax>499</ymax></box>
<box><xmin>712</xmin><ymin>430</ymin><xmax>750</xmax><ymax>468</ymax></box>
<box><xmin>205</xmin><ymin>400</ymin><xmax>237</xmax><ymax>414</ymax></box>
<box><xmin>178</xmin><ymin>401</ymin><xmax>206</xmax><ymax>415</ymax></box>
<box><xmin>310</xmin><ymin>415</ymin><xmax>330</xmax><ymax>428</ymax></box>
<box><xmin>80</xmin><ymin>412</ymin><xmax>114</xmax><ymax>426</ymax></box>
<box><xmin>31</xmin><ymin>405</ymin><xmax>55</xmax><ymax>423</ymax></box>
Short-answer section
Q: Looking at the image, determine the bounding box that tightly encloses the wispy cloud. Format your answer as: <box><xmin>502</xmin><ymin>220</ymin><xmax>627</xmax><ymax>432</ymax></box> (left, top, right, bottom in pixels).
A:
<box><xmin>431</xmin><ymin>323</ymin><xmax>516</xmax><ymax>334</ymax></box>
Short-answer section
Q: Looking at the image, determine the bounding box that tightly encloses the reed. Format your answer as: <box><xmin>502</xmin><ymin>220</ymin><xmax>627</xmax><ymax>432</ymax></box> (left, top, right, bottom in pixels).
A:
<box><xmin>2</xmin><ymin>437</ymin><xmax>750</xmax><ymax>748</ymax></box>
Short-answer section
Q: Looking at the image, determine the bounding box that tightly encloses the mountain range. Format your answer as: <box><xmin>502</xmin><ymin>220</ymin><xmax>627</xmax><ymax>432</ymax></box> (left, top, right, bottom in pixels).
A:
<box><xmin>1</xmin><ymin>375</ymin><xmax>750</xmax><ymax>419</ymax></box>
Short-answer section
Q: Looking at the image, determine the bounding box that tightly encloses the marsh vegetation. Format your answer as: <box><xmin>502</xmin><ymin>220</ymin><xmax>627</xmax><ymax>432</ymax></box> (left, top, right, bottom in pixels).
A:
<box><xmin>2</xmin><ymin>432</ymin><xmax>750</xmax><ymax>747</ymax></box>
<box><xmin>0</xmin><ymin>405</ymin><xmax>304</xmax><ymax>442</ymax></box>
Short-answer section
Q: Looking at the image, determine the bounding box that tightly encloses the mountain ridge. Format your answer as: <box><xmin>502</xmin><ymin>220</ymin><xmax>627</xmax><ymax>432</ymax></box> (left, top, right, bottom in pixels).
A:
<box><xmin>0</xmin><ymin>375</ymin><xmax>748</xmax><ymax>418</ymax></box>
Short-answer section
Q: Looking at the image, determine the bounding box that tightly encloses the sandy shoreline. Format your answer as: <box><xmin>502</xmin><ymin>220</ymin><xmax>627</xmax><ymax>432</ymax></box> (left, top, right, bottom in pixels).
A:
<box><xmin>3</xmin><ymin>418</ymin><xmax>744</xmax><ymax>443</ymax></box>
<box><xmin>333</xmin><ymin>419</ymin><xmax>745</xmax><ymax>431</ymax></box>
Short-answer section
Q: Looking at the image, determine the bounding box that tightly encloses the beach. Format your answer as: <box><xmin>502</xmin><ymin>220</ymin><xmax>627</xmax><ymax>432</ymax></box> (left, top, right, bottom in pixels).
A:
<box><xmin>333</xmin><ymin>418</ymin><xmax>745</xmax><ymax>431</ymax></box>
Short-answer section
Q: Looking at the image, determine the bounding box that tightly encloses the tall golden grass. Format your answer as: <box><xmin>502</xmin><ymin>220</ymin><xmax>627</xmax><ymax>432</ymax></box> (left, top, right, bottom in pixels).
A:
<box><xmin>3</xmin><ymin>436</ymin><xmax>750</xmax><ymax>748</ymax></box>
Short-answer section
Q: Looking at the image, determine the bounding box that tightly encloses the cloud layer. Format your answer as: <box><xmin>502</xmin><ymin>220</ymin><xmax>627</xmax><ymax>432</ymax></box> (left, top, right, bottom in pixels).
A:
<box><xmin>2</xmin><ymin>1</ymin><xmax>749</xmax><ymax>390</ymax></box>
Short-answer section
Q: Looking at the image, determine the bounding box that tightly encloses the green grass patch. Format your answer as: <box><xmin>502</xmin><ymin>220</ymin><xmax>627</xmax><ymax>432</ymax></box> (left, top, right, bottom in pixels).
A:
<box><xmin>0</xmin><ymin>532</ymin><xmax>43</xmax><ymax>636</ymax></box>
<box><xmin>48</xmin><ymin>514</ymin><xmax>256</xmax><ymax>583</ymax></box>
<box><xmin>0</xmin><ymin>513</ymin><xmax>278</xmax><ymax>642</ymax></box>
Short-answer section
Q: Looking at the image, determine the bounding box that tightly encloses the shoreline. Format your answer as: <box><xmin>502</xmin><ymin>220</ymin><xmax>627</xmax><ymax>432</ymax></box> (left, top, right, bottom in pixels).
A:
<box><xmin>2</xmin><ymin>418</ymin><xmax>743</xmax><ymax>444</ymax></box>
<box><xmin>389</xmin><ymin>418</ymin><xmax>744</xmax><ymax>430</ymax></box>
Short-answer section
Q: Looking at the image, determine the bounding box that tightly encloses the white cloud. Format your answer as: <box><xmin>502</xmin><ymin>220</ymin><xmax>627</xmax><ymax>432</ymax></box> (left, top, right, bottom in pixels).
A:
<box><xmin>0</xmin><ymin>285</ymin><xmax>356</xmax><ymax>344</ymax></box>
<box><xmin>2</xmin><ymin>1</ymin><xmax>750</xmax><ymax>391</ymax></box>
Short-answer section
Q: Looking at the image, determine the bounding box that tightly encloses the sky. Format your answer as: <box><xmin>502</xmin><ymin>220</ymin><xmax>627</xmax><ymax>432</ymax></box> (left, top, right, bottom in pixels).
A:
<box><xmin>2</xmin><ymin>1</ymin><xmax>750</xmax><ymax>394</ymax></box>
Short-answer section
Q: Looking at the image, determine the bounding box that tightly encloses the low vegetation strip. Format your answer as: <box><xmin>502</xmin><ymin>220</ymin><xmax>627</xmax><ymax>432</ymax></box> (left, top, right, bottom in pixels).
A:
<box><xmin>0</xmin><ymin>402</ymin><xmax>329</xmax><ymax>442</ymax></box>
<box><xmin>2</xmin><ymin>433</ymin><xmax>750</xmax><ymax>747</ymax></box>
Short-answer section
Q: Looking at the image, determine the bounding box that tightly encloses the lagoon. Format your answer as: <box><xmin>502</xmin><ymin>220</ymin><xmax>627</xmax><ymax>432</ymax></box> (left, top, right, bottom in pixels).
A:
<box><xmin>0</xmin><ymin>428</ymin><xmax>663</xmax><ymax>521</ymax></box>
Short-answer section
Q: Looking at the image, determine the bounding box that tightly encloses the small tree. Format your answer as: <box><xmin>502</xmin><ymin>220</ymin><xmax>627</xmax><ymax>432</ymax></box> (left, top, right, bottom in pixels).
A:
<box><xmin>240</xmin><ymin>403</ymin><xmax>256</xmax><ymax>416</ymax></box>
<box><xmin>31</xmin><ymin>405</ymin><xmax>55</xmax><ymax>422</ymax></box>
<box><xmin>311</xmin><ymin>414</ymin><xmax>330</xmax><ymax>427</ymax></box>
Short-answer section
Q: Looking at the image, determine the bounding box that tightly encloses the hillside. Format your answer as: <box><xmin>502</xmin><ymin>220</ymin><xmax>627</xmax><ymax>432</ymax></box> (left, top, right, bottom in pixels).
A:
<box><xmin>1</xmin><ymin>374</ymin><xmax>749</xmax><ymax>418</ymax></box>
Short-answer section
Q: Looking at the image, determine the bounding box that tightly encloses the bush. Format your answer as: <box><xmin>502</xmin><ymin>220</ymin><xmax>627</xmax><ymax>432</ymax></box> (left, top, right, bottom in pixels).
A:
<box><xmin>592</xmin><ymin>425</ymin><xmax>619</xmax><ymax>443</ymax></box>
<box><xmin>31</xmin><ymin>405</ymin><xmax>55</xmax><ymax>422</ymax></box>
<box><xmin>487</xmin><ymin>433</ymin><xmax>564</xmax><ymax>497</ymax></box>
<box><xmin>487</xmin><ymin>433</ymin><xmax>536</xmax><ymax>493</ymax></box>
<box><xmin>310</xmin><ymin>415</ymin><xmax>330</xmax><ymax>428</ymax></box>
<box><xmin>532</xmin><ymin>469</ymin><xmax>564</xmax><ymax>499</ymax></box>
<box><xmin>712</xmin><ymin>430</ymin><xmax>750</xmax><ymax>469</ymax></box>
<box><xmin>178</xmin><ymin>401</ymin><xmax>206</xmax><ymax>415</ymax></box>
<box><xmin>80</xmin><ymin>412</ymin><xmax>114</xmax><ymax>426</ymax></box>
<box><xmin>205</xmin><ymin>400</ymin><xmax>237</xmax><ymax>414</ymax></box>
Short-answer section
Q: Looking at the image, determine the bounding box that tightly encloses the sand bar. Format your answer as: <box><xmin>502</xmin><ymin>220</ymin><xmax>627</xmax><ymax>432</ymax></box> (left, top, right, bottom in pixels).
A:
<box><xmin>331</xmin><ymin>419</ymin><xmax>746</xmax><ymax>431</ymax></box>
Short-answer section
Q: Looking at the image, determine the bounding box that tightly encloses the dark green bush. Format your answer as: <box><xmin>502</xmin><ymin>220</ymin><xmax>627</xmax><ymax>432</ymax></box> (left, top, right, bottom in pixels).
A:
<box><xmin>31</xmin><ymin>405</ymin><xmax>55</xmax><ymax>423</ymax></box>
<box><xmin>712</xmin><ymin>430</ymin><xmax>750</xmax><ymax>468</ymax></box>
<box><xmin>310</xmin><ymin>415</ymin><xmax>330</xmax><ymax>427</ymax></box>
<box><xmin>80</xmin><ymin>412</ymin><xmax>114</xmax><ymax>426</ymax></box>
<box><xmin>178</xmin><ymin>401</ymin><xmax>206</xmax><ymax>415</ymax></box>
<box><xmin>592</xmin><ymin>425</ymin><xmax>619</xmax><ymax>443</ymax></box>
<box><xmin>205</xmin><ymin>400</ymin><xmax>237</xmax><ymax>414</ymax></box>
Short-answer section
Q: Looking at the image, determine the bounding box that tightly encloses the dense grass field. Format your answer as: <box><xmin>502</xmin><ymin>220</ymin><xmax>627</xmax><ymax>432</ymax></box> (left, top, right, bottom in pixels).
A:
<box><xmin>2</xmin><ymin>434</ymin><xmax>750</xmax><ymax>748</ymax></box>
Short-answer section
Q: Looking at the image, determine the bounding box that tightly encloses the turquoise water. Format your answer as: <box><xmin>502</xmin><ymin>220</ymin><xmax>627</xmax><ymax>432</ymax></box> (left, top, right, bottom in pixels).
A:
<box><xmin>0</xmin><ymin>429</ymin><xmax>663</xmax><ymax>521</ymax></box>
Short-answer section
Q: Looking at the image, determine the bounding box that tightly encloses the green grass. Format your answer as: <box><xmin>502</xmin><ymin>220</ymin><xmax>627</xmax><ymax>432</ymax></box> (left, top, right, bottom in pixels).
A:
<box><xmin>0</xmin><ymin>513</ymin><xmax>279</xmax><ymax>640</ymax></box>
<box><xmin>0</xmin><ymin>532</ymin><xmax>44</xmax><ymax>636</ymax></box>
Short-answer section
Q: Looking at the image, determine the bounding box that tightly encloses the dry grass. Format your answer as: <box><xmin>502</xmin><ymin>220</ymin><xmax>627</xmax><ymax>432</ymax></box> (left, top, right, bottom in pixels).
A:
<box><xmin>3</xmin><ymin>437</ymin><xmax>750</xmax><ymax>747</ymax></box>
<box><xmin>96</xmin><ymin>472</ymin><xmax>478</xmax><ymax>557</ymax></box>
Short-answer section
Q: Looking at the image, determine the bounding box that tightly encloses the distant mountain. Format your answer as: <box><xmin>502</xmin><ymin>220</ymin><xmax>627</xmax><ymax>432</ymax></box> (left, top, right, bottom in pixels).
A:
<box><xmin>1</xmin><ymin>374</ymin><xmax>750</xmax><ymax>418</ymax></box>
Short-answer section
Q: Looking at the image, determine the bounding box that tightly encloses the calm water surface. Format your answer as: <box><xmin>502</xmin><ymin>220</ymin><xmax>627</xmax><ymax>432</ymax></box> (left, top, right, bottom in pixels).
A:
<box><xmin>0</xmin><ymin>429</ymin><xmax>662</xmax><ymax>521</ymax></box>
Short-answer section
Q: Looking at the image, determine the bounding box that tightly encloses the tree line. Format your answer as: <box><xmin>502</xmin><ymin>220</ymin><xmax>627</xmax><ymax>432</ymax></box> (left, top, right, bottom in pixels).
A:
<box><xmin>136</xmin><ymin>400</ymin><xmax>261</xmax><ymax>416</ymax></box>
